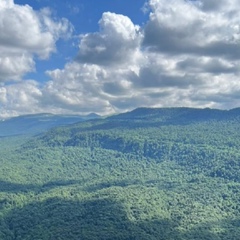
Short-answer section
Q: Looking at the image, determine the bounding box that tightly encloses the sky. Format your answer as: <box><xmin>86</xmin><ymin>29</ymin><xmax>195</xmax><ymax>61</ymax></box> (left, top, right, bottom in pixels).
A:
<box><xmin>0</xmin><ymin>0</ymin><xmax>240</xmax><ymax>118</ymax></box>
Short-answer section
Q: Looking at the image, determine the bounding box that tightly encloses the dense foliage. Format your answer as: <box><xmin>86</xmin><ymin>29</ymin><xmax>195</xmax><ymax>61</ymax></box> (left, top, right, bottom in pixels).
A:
<box><xmin>1</xmin><ymin>107</ymin><xmax>240</xmax><ymax>239</ymax></box>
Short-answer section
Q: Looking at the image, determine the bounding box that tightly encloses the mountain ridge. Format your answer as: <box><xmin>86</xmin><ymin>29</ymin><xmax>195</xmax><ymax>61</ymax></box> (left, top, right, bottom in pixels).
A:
<box><xmin>31</xmin><ymin>106</ymin><xmax>240</xmax><ymax>154</ymax></box>
<box><xmin>110</xmin><ymin>107</ymin><xmax>240</xmax><ymax>121</ymax></box>
<box><xmin>1</xmin><ymin>107</ymin><xmax>240</xmax><ymax>137</ymax></box>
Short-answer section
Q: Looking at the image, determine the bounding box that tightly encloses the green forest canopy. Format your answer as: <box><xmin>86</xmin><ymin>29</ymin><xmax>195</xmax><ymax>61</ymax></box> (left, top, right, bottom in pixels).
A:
<box><xmin>0</xmin><ymin>107</ymin><xmax>240</xmax><ymax>239</ymax></box>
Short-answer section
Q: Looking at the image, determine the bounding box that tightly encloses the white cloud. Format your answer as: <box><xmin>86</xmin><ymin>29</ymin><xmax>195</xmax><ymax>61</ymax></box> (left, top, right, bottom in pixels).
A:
<box><xmin>143</xmin><ymin>0</ymin><xmax>240</xmax><ymax>59</ymax></box>
<box><xmin>0</xmin><ymin>54</ymin><xmax>34</xmax><ymax>81</ymax></box>
<box><xmin>1</xmin><ymin>0</ymin><xmax>240</xmax><ymax>118</ymax></box>
<box><xmin>0</xmin><ymin>0</ymin><xmax>72</xmax><ymax>82</ymax></box>
<box><xmin>42</xmin><ymin>62</ymin><xmax>114</xmax><ymax>114</ymax></box>
<box><xmin>76</xmin><ymin>12</ymin><xmax>142</xmax><ymax>66</ymax></box>
<box><xmin>0</xmin><ymin>80</ymin><xmax>42</xmax><ymax>118</ymax></box>
<box><xmin>0</xmin><ymin>0</ymin><xmax>14</xmax><ymax>8</ymax></box>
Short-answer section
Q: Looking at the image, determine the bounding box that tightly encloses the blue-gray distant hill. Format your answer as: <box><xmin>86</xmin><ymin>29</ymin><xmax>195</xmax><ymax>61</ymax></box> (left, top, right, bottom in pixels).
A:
<box><xmin>0</xmin><ymin>113</ymin><xmax>100</xmax><ymax>137</ymax></box>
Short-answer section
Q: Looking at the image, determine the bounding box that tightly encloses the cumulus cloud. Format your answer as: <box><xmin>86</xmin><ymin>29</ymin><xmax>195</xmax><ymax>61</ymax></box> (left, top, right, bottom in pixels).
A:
<box><xmin>0</xmin><ymin>0</ymin><xmax>72</xmax><ymax>81</ymax></box>
<box><xmin>1</xmin><ymin>0</ymin><xmax>240</xmax><ymax>118</ymax></box>
<box><xmin>0</xmin><ymin>80</ymin><xmax>42</xmax><ymax>118</ymax></box>
<box><xmin>177</xmin><ymin>57</ymin><xmax>240</xmax><ymax>74</ymax></box>
<box><xmin>0</xmin><ymin>54</ymin><xmax>34</xmax><ymax>81</ymax></box>
<box><xmin>42</xmin><ymin>63</ymin><xmax>115</xmax><ymax>114</ymax></box>
<box><xmin>76</xmin><ymin>12</ymin><xmax>142</xmax><ymax>66</ymax></box>
<box><xmin>143</xmin><ymin>0</ymin><xmax>240</xmax><ymax>59</ymax></box>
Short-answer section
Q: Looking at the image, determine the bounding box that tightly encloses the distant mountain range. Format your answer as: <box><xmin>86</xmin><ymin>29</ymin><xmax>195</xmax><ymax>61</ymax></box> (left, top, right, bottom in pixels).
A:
<box><xmin>0</xmin><ymin>113</ymin><xmax>101</xmax><ymax>137</ymax></box>
<box><xmin>1</xmin><ymin>107</ymin><xmax>240</xmax><ymax>137</ymax></box>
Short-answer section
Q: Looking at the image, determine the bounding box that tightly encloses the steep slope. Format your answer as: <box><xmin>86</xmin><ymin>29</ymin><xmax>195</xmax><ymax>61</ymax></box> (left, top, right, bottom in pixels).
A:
<box><xmin>29</xmin><ymin>107</ymin><xmax>240</xmax><ymax>180</ymax></box>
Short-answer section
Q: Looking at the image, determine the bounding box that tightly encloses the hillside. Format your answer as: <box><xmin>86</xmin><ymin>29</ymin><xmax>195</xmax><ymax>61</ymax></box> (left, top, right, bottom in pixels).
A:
<box><xmin>0</xmin><ymin>107</ymin><xmax>240</xmax><ymax>239</ymax></box>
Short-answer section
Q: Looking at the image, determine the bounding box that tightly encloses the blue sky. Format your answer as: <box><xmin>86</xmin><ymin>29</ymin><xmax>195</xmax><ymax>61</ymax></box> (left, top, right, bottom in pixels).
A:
<box><xmin>1</xmin><ymin>0</ymin><xmax>240</xmax><ymax>117</ymax></box>
<box><xmin>14</xmin><ymin>0</ymin><xmax>148</xmax><ymax>81</ymax></box>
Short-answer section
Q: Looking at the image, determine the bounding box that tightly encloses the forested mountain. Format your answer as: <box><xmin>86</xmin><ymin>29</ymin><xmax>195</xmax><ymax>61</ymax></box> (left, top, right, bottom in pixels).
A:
<box><xmin>0</xmin><ymin>107</ymin><xmax>240</xmax><ymax>239</ymax></box>
<box><xmin>110</xmin><ymin>107</ymin><xmax>240</xmax><ymax>122</ymax></box>
<box><xmin>0</xmin><ymin>113</ymin><xmax>100</xmax><ymax>137</ymax></box>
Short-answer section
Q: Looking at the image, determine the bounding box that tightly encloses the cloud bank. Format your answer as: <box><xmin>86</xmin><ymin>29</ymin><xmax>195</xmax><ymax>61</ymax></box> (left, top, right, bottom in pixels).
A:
<box><xmin>1</xmin><ymin>0</ymin><xmax>240</xmax><ymax>117</ymax></box>
<box><xmin>0</xmin><ymin>0</ymin><xmax>72</xmax><ymax>82</ymax></box>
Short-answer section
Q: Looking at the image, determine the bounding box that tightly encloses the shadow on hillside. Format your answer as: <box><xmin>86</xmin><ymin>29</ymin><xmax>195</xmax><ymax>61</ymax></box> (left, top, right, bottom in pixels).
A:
<box><xmin>184</xmin><ymin>218</ymin><xmax>240</xmax><ymax>239</ymax></box>
<box><xmin>2</xmin><ymin>197</ymin><xmax>181</xmax><ymax>240</ymax></box>
<box><xmin>1</xmin><ymin>196</ymin><xmax>239</xmax><ymax>240</ymax></box>
<box><xmin>0</xmin><ymin>179</ymin><xmax>80</xmax><ymax>193</ymax></box>
<box><xmin>0</xmin><ymin>180</ymin><xmax>36</xmax><ymax>193</ymax></box>
<box><xmin>84</xmin><ymin>179</ymin><xmax>142</xmax><ymax>193</ymax></box>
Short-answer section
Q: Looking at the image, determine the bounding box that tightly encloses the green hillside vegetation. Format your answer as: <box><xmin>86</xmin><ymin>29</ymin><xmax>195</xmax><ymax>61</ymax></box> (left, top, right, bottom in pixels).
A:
<box><xmin>0</xmin><ymin>107</ymin><xmax>240</xmax><ymax>239</ymax></box>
